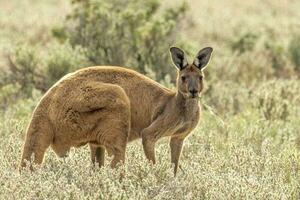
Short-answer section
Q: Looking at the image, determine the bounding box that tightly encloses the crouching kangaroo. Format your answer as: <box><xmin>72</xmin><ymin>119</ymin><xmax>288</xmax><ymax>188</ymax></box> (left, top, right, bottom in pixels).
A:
<box><xmin>20</xmin><ymin>46</ymin><xmax>213</xmax><ymax>175</ymax></box>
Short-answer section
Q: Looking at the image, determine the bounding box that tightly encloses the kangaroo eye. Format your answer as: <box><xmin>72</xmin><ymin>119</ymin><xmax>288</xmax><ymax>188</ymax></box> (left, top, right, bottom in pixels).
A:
<box><xmin>181</xmin><ymin>76</ymin><xmax>186</xmax><ymax>82</ymax></box>
<box><xmin>199</xmin><ymin>76</ymin><xmax>203</xmax><ymax>81</ymax></box>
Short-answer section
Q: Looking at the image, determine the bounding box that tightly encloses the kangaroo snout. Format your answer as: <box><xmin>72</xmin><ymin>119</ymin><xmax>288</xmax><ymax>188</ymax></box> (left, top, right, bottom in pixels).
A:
<box><xmin>189</xmin><ymin>89</ymin><xmax>199</xmax><ymax>98</ymax></box>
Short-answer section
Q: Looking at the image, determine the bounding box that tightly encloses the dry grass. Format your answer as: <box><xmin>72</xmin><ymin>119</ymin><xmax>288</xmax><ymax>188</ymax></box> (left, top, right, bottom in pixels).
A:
<box><xmin>0</xmin><ymin>84</ymin><xmax>299</xmax><ymax>199</ymax></box>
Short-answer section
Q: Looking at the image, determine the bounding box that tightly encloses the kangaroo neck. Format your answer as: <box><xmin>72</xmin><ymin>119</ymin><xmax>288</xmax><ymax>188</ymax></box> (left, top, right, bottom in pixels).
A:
<box><xmin>174</xmin><ymin>91</ymin><xmax>199</xmax><ymax>114</ymax></box>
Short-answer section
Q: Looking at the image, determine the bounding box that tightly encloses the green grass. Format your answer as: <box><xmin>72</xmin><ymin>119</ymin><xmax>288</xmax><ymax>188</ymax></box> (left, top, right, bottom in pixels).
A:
<box><xmin>0</xmin><ymin>0</ymin><xmax>300</xmax><ymax>199</ymax></box>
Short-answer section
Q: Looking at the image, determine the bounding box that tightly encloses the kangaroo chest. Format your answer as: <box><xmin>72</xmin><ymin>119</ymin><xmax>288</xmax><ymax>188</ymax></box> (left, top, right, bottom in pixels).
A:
<box><xmin>160</xmin><ymin>105</ymin><xmax>200</xmax><ymax>139</ymax></box>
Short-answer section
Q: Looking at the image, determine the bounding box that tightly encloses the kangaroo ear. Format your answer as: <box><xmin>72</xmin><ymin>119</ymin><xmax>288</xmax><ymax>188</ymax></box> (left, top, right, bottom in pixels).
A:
<box><xmin>193</xmin><ymin>47</ymin><xmax>213</xmax><ymax>70</ymax></box>
<box><xmin>170</xmin><ymin>47</ymin><xmax>188</xmax><ymax>70</ymax></box>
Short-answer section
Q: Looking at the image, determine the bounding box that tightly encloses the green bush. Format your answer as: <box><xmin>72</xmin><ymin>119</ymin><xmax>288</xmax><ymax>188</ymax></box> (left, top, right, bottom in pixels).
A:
<box><xmin>230</xmin><ymin>32</ymin><xmax>259</xmax><ymax>54</ymax></box>
<box><xmin>288</xmin><ymin>34</ymin><xmax>300</xmax><ymax>72</ymax></box>
<box><xmin>45</xmin><ymin>43</ymin><xmax>90</xmax><ymax>87</ymax></box>
<box><xmin>0</xmin><ymin>83</ymin><xmax>20</xmax><ymax>110</ymax></box>
<box><xmin>203</xmin><ymin>80</ymin><xmax>251</xmax><ymax>117</ymax></box>
<box><xmin>253</xmin><ymin>79</ymin><xmax>300</xmax><ymax>121</ymax></box>
<box><xmin>5</xmin><ymin>45</ymin><xmax>40</xmax><ymax>97</ymax></box>
<box><xmin>54</xmin><ymin>0</ymin><xmax>187</xmax><ymax>81</ymax></box>
<box><xmin>2</xmin><ymin>0</ymin><xmax>188</xmax><ymax>100</ymax></box>
<box><xmin>4</xmin><ymin>43</ymin><xmax>91</xmax><ymax>98</ymax></box>
<box><xmin>264</xmin><ymin>40</ymin><xmax>286</xmax><ymax>71</ymax></box>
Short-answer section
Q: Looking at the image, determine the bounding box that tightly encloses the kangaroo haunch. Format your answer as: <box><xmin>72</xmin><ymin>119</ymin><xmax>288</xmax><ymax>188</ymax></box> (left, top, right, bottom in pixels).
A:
<box><xmin>20</xmin><ymin>46</ymin><xmax>213</xmax><ymax>175</ymax></box>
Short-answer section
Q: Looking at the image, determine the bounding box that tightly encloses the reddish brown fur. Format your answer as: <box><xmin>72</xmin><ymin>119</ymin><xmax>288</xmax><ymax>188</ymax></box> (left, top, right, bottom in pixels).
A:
<box><xmin>20</xmin><ymin>47</ymin><xmax>213</xmax><ymax>175</ymax></box>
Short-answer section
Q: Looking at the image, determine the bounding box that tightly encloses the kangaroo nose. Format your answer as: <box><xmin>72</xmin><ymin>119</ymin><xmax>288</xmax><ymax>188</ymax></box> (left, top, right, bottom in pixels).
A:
<box><xmin>189</xmin><ymin>89</ymin><xmax>198</xmax><ymax>96</ymax></box>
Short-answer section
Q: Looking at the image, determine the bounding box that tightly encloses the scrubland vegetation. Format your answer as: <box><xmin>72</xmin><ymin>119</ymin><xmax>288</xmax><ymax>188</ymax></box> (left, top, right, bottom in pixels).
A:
<box><xmin>0</xmin><ymin>0</ymin><xmax>299</xmax><ymax>199</ymax></box>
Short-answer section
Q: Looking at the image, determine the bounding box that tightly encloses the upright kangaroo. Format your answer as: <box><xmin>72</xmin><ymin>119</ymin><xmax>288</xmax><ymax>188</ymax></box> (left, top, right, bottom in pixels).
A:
<box><xmin>20</xmin><ymin>46</ymin><xmax>213</xmax><ymax>174</ymax></box>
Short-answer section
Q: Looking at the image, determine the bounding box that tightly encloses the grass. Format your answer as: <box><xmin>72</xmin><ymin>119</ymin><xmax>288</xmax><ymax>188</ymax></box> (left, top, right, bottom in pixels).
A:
<box><xmin>0</xmin><ymin>88</ymin><xmax>299</xmax><ymax>199</ymax></box>
<box><xmin>0</xmin><ymin>0</ymin><xmax>300</xmax><ymax>199</ymax></box>
<box><xmin>0</xmin><ymin>0</ymin><xmax>70</xmax><ymax>69</ymax></box>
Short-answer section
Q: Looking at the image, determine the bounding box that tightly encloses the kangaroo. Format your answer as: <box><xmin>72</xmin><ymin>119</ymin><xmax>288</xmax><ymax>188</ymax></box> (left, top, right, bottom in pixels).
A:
<box><xmin>20</xmin><ymin>46</ymin><xmax>213</xmax><ymax>174</ymax></box>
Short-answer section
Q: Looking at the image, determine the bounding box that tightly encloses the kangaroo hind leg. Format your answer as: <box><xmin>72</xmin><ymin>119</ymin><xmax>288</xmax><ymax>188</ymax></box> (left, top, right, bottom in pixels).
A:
<box><xmin>77</xmin><ymin>83</ymin><xmax>130</xmax><ymax>169</ymax></box>
<box><xmin>90</xmin><ymin>144</ymin><xmax>105</xmax><ymax>167</ymax></box>
<box><xmin>20</xmin><ymin>117</ymin><xmax>53</xmax><ymax>169</ymax></box>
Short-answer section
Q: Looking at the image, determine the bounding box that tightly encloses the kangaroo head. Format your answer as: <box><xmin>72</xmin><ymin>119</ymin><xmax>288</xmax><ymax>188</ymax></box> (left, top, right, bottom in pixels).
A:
<box><xmin>170</xmin><ymin>46</ymin><xmax>213</xmax><ymax>99</ymax></box>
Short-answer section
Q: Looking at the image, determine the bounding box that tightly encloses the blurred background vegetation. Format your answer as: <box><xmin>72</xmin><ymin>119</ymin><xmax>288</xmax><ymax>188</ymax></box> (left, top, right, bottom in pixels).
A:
<box><xmin>0</xmin><ymin>0</ymin><xmax>299</xmax><ymax>118</ymax></box>
<box><xmin>0</xmin><ymin>0</ymin><xmax>299</xmax><ymax>198</ymax></box>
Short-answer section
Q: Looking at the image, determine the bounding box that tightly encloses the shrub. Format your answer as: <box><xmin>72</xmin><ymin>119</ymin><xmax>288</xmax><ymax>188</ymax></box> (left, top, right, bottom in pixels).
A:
<box><xmin>4</xmin><ymin>42</ymin><xmax>91</xmax><ymax>97</ymax></box>
<box><xmin>253</xmin><ymin>79</ymin><xmax>300</xmax><ymax>121</ymax></box>
<box><xmin>264</xmin><ymin>40</ymin><xmax>286</xmax><ymax>71</ymax></box>
<box><xmin>2</xmin><ymin>0</ymin><xmax>188</xmax><ymax>100</ymax></box>
<box><xmin>230</xmin><ymin>32</ymin><xmax>259</xmax><ymax>54</ymax></box>
<box><xmin>203</xmin><ymin>80</ymin><xmax>251</xmax><ymax>117</ymax></box>
<box><xmin>288</xmin><ymin>33</ymin><xmax>300</xmax><ymax>72</ymax></box>
<box><xmin>44</xmin><ymin>43</ymin><xmax>90</xmax><ymax>87</ymax></box>
<box><xmin>54</xmin><ymin>0</ymin><xmax>188</xmax><ymax>81</ymax></box>
<box><xmin>6</xmin><ymin>45</ymin><xmax>41</xmax><ymax>97</ymax></box>
<box><xmin>0</xmin><ymin>83</ymin><xmax>20</xmax><ymax>110</ymax></box>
